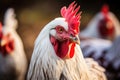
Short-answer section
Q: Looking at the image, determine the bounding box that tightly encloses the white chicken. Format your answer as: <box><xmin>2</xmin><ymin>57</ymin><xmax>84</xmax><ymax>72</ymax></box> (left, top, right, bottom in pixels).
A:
<box><xmin>80</xmin><ymin>4</ymin><xmax>120</xmax><ymax>40</ymax></box>
<box><xmin>0</xmin><ymin>8</ymin><xmax>27</xmax><ymax>80</ymax></box>
<box><xmin>27</xmin><ymin>2</ymin><xmax>107</xmax><ymax>80</ymax></box>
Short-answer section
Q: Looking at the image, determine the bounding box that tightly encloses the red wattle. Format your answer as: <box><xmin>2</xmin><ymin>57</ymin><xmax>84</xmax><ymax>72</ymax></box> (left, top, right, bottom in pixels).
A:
<box><xmin>5</xmin><ymin>40</ymin><xmax>14</xmax><ymax>53</ymax></box>
<box><xmin>50</xmin><ymin>36</ymin><xmax>75</xmax><ymax>59</ymax></box>
<box><xmin>58</xmin><ymin>40</ymin><xmax>69</xmax><ymax>58</ymax></box>
<box><xmin>69</xmin><ymin>43</ymin><xmax>75</xmax><ymax>58</ymax></box>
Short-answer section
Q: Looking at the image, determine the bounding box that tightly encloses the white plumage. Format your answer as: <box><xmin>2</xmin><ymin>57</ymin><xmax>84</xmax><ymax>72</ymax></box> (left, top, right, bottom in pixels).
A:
<box><xmin>80</xmin><ymin>36</ymin><xmax>120</xmax><ymax>79</ymax></box>
<box><xmin>80</xmin><ymin>37</ymin><xmax>112</xmax><ymax>59</ymax></box>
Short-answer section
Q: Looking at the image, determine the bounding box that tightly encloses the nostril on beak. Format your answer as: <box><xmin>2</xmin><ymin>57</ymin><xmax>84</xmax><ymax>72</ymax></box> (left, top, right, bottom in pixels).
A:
<box><xmin>74</xmin><ymin>37</ymin><xmax>78</xmax><ymax>41</ymax></box>
<box><xmin>70</xmin><ymin>34</ymin><xmax>75</xmax><ymax>38</ymax></box>
<box><xmin>69</xmin><ymin>33</ymin><xmax>80</xmax><ymax>44</ymax></box>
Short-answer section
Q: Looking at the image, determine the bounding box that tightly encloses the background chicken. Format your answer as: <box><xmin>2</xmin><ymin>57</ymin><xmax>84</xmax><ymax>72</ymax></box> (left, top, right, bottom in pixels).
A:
<box><xmin>27</xmin><ymin>2</ymin><xmax>106</xmax><ymax>80</ymax></box>
<box><xmin>80</xmin><ymin>36</ymin><xmax>120</xmax><ymax>80</ymax></box>
<box><xmin>79</xmin><ymin>3</ymin><xmax>120</xmax><ymax>80</ymax></box>
<box><xmin>80</xmin><ymin>4</ymin><xmax>120</xmax><ymax>41</ymax></box>
<box><xmin>0</xmin><ymin>8</ymin><xmax>27</xmax><ymax>80</ymax></box>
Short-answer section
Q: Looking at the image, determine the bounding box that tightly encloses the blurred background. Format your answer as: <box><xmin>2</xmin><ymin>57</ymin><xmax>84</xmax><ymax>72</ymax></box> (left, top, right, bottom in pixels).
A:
<box><xmin>0</xmin><ymin>0</ymin><xmax>119</xmax><ymax>62</ymax></box>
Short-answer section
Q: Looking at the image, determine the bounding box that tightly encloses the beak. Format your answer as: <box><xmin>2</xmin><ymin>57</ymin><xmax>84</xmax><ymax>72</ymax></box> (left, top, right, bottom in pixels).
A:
<box><xmin>1</xmin><ymin>38</ymin><xmax>7</xmax><ymax>46</ymax></box>
<box><xmin>70</xmin><ymin>35</ymin><xmax>80</xmax><ymax>45</ymax></box>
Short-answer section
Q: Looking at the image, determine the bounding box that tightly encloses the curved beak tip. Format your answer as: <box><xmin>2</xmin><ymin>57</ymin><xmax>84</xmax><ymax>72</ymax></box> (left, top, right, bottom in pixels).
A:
<box><xmin>76</xmin><ymin>40</ymin><xmax>80</xmax><ymax>45</ymax></box>
<box><xmin>70</xmin><ymin>36</ymin><xmax>80</xmax><ymax>45</ymax></box>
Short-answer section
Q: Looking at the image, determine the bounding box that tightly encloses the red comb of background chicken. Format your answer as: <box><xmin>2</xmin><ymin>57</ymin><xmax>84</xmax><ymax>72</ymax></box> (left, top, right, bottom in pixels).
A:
<box><xmin>0</xmin><ymin>22</ymin><xmax>3</xmax><ymax>39</ymax></box>
<box><xmin>101</xmin><ymin>4</ymin><xmax>109</xmax><ymax>16</ymax></box>
<box><xmin>61</xmin><ymin>1</ymin><xmax>81</xmax><ymax>34</ymax></box>
<box><xmin>99</xmin><ymin>4</ymin><xmax>115</xmax><ymax>38</ymax></box>
<box><xmin>0</xmin><ymin>22</ymin><xmax>2</xmax><ymax>32</ymax></box>
<box><xmin>101</xmin><ymin>4</ymin><xmax>111</xmax><ymax>22</ymax></box>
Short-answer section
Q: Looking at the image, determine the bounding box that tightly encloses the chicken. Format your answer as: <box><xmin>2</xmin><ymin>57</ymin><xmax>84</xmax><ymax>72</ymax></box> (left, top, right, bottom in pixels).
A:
<box><xmin>80</xmin><ymin>36</ymin><xmax>120</xmax><ymax>80</ymax></box>
<box><xmin>27</xmin><ymin>2</ymin><xmax>107</xmax><ymax>80</ymax></box>
<box><xmin>79</xmin><ymin>5</ymin><xmax>120</xmax><ymax>79</ymax></box>
<box><xmin>80</xmin><ymin>4</ymin><xmax>120</xmax><ymax>41</ymax></box>
<box><xmin>0</xmin><ymin>8</ymin><xmax>27</xmax><ymax>80</ymax></box>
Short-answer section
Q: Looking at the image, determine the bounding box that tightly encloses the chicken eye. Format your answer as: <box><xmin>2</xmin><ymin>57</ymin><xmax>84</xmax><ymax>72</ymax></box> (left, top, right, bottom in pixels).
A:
<box><xmin>55</xmin><ymin>25</ymin><xmax>65</xmax><ymax>34</ymax></box>
<box><xmin>56</xmin><ymin>26</ymin><xmax>65</xmax><ymax>34</ymax></box>
<box><xmin>58</xmin><ymin>28</ymin><xmax>64</xmax><ymax>33</ymax></box>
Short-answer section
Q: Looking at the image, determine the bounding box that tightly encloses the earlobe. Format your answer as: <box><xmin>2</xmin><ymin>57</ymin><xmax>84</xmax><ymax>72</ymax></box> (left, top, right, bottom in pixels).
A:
<box><xmin>5</xmin><ymin>39</ymin><xmax>14</xmax><ymax>53</ymax></box>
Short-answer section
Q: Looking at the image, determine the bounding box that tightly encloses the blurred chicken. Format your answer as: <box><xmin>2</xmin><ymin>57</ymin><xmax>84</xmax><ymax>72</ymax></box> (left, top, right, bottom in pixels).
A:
<box><xmin>80</xmin><ymin>37</ymin><xmax>112</xmax><ymax>58</ymax></box>
<box><xmin>80</xmin><ymin>5</ymin><xmax>120</xmax><ymax>79</ymax></box>
<box><xmin>80</xmin><ymin>4</ymin><xmax>120</xmax><ymax>41</ymax></box>
<box><xmin>27</xmin><ymin>2</ymin><xmax>107</xmax><ymax>80</ymax></box>
<box><xmin>0</xmin><ymin>8</ymin><xmax>27</xmax><ymax>80</ymax></box>
<box><xmin>80</xmin><ymin>36</ymin><xmax>120</xmax><ymax>80</ymax></box>
<box><xmin>105</xmin><ymin>36</ymin><xmax>120</xmax><ymax>80</ymax></box>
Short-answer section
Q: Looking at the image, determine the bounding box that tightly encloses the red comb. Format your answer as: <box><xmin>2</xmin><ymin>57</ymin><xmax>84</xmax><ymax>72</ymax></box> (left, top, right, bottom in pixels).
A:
<box><xmin>61</xmin><ymin>1</ymin><xmax>81</xmax><ymax>34</ymax></box>
<box><xmin>0</xmin><ymin>22</ymin><xmax>2</xmax><ymax>32</ymax></box>
<box><xmin>0</xmin><ymin>22</ymin><xmax>3</xmax><ymax>39</ymax></box>
<box><xmin>101</xmin><ymin>4</ymin><xmax>109</xmax><ymax>15</ymax></box>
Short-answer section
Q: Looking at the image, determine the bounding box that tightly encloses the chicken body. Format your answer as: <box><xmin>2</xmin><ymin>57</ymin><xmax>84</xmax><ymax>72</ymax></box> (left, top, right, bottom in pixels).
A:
<box><xmin>80</xmin><ymin>36</ymin><xmax>120</xmax><ymax>80</ymax></box>
<box><xmin>0</xmin><ymin>8</ymin><xmax>27</xmax><ymax>80</ymax></box>
<box><xmin>79</xmin><ymin>5</ymin><xmax>120</xmax><ymax>80</ymax></box>
<box><xmin>80</xmin><ymin>37</ymin><xmax>112</xmax><ymax>58</ymax></box>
